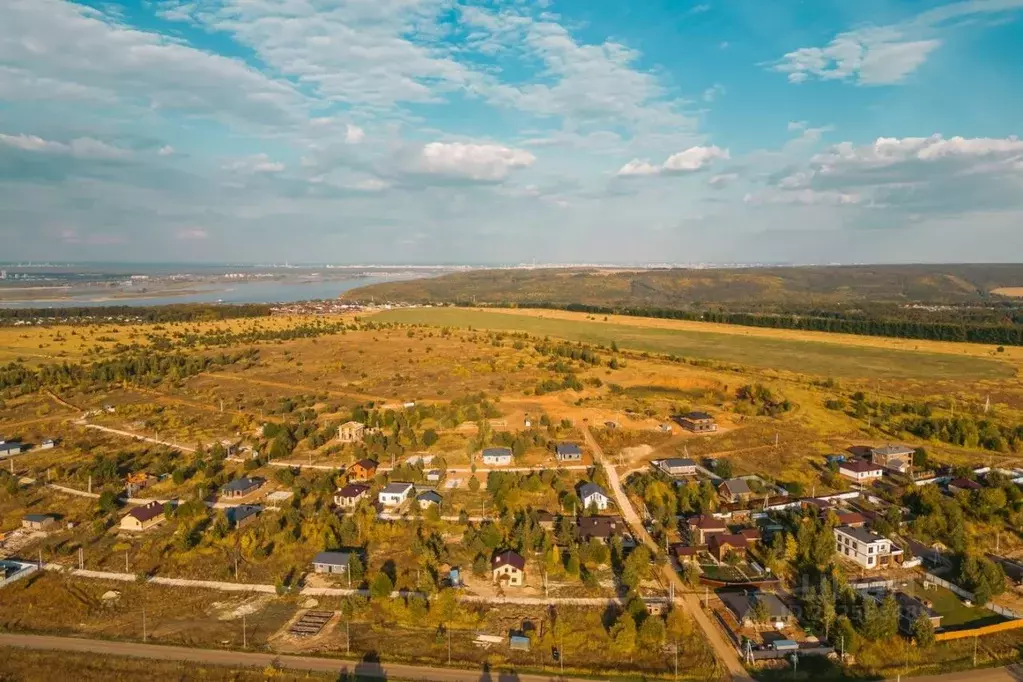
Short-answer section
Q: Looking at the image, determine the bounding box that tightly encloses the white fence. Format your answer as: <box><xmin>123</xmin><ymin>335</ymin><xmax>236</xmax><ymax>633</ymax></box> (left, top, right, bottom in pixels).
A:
<box><xmin>924</xmin><ymin>573</ymin><xmax>1023</xmax><ymax>620</ymax></box>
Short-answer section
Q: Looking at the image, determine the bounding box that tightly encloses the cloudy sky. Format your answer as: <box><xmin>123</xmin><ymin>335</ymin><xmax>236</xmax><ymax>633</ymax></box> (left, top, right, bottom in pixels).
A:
<box><xmin>2</xmin><ymin>0</ymin><xmax>1023</xmax><ymax>264</ymax></box>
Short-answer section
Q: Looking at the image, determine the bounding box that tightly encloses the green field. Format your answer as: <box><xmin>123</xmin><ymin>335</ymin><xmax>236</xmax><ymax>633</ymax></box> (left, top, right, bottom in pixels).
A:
<box><xmin>373</xmin><ymin>308</ymin><xmax>1015</xmax><ymax>381</ymax></box>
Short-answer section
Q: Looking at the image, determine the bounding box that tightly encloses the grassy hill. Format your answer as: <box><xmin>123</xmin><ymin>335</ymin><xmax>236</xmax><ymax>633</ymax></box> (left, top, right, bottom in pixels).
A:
<box><xmin>345</xmin><ymin>264</ymin><xmax>1023</xmax><ymax>310</ymax></box>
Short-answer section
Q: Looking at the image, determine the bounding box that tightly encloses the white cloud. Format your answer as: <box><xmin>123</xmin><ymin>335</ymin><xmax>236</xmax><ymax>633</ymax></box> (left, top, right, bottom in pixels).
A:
<box><xmin>773</xmin><ymin>27</ymin><xmax>939</xmax><ymax>85</ymax></box>
<box><xmin>767</xmin><ymin>134</ymin><xmax>1023</xmax><ymax>214</ymax></box>
<box><xmin>165</xmin><ymin>0</ymin><xmax>478</xmax><ymax>110</ymax></box>
<box><xmin>2</xmin><ymin>0</ymin><xmax>306</xmax><ymax>127</ymax></box>
<box><xmin>0</xmin><ymin>133</ymin><xmax>67</xmax><ymax>154</ymax></box>
<box><xmin>709</xmin><ymin>173</ymin><xmax>739</xmax><ymax>187</ymax></box>
<box><xmin>787</xmin><ymin>121</ymin><xmax>807</xmax><ymax>132</ymax></box>
<box><xmin>616</xmin><ymin>159</ymin><xmax>661</xmax><ymax>177</ymax></box>
<box><xmin>460</xmin><ymin>7</ymin><xmax>696</xmax><ymax>137</ymax></box>
<box><xmin>770</xmin><ymin>1</ymin><xmax>1023</xmax><ymax>86</ymax></box>
<box><xmin>223</xmin><ymin>153</ymin><xmax>285</xmax><ymax>174</ymax></box>
<box><xmin>617</xmin><ymin>145</ymin><xmax>729</xmax><ymax>177</ymax></box>
<box><xmin>69</xmin><ymin>137</ymin><xmax>130</xmax><ymax>160</ymax></box>
<box><xmin>419</xmin><ymin>142</ymin><xmax>536</xmax><ymax>181</ymax></box>
<box><xmin>689</xmin><ymin>4</ymin><xmax>711</xmax><ymax>14</ymax></box>
<box><xmin>702</xmin><ymin>84</ymin><xmax>726</xmax><ymax>102</ymax></box>
<box><xmin>345</xmin><ymin>124</ymin><xmax>365</xmax><ymax>145</ymax></box>
<box><xmin>663</xmin><ymin>145</ymin><xmax>730</xmax><ymax>172</ymax></box>
<box><xmin>158</xmin><ymin>146</ymin><xmax>175</xmax><ymax>156</ymax></box>
<box><xmin>0</xmin><ymin>132</ymin><xmax>129</xmax><ymax>159</ymax></box>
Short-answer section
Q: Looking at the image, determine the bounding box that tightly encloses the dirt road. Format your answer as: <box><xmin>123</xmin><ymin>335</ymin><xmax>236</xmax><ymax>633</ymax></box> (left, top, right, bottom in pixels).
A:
<box><xmin>75</xmin><ymin>421</ymin><xmax>196</xmax><ymax>452</ymax></box>
<box><xmin>582</xmin><ymin>427</ymin><xmax>750</xmax><ymax>682</ymax></box>
<box><xmin>0</xmin><ymin>633</ymin><xmax>600</xmax><ymax>682</ymax></box>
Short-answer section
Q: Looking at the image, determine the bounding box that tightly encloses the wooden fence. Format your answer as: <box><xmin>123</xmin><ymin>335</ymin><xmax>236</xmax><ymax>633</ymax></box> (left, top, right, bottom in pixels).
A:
<box><xmin>935</xmin><ymin>619</ymin><xmax>1023</xmax><ymax>641</ymax></box>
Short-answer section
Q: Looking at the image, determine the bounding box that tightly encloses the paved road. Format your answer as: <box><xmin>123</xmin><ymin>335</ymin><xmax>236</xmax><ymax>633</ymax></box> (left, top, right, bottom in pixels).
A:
<box><xmin>583</xmin><ymin>427</ymin><xmax>750</xmax><ymax>682</ymax></box>
<box><xmin>0</xmin><ymin>633</ymin><xmax>596</xmax><ymax>682</ymax></box>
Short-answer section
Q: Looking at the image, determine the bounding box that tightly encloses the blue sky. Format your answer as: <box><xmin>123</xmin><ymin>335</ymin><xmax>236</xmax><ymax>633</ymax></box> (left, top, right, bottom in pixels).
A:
<box><xmin>2</xmin><ymin>0</ymin><xmax>1023</xmax><ymax>264</ymax></box>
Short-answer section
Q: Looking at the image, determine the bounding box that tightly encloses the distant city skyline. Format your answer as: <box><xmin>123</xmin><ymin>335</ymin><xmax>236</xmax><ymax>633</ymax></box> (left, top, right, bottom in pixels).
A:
<box><xmin>2</xmin><ymin>0</ymin><xmax>1023</xmax><ymax>264</ymax></box>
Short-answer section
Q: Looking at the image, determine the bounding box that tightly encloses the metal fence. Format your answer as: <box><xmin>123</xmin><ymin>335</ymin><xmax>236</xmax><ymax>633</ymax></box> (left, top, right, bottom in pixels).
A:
<box><xmin>924</xmin><ymin>573</ymin><xmax>1023</xmax><ymax>620</ymax></box>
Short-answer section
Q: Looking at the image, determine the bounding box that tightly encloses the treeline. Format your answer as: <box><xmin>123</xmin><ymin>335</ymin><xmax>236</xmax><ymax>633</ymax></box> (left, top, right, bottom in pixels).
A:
<box><xmin>460</xmin><ymin>301</ymin><xmax>1023</xmax><ymax>346</ymax></box>
<box><xmin>0</xmin><ymin>303</ymin><xmax>273</xmax><ymax>326</ymax></box>
<box><xmin>0</xmin><ymin>348</ymin><xmax>257</xmax><ymax>395</ymax></box>
<box><xmin>902</xmin><ymin>415</ymin><xmax>1023</xmax><ymax>452</ymax></box>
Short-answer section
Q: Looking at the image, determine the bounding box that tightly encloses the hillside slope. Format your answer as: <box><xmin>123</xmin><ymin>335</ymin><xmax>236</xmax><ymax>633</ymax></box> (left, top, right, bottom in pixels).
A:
<box><xmin>345</xmin><ymin>264</ymin><xmax>1023</xmax><ymax>310</ymax></box>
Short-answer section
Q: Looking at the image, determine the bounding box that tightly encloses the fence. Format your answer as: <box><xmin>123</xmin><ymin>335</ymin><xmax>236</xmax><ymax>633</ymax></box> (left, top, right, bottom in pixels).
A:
<box><xmin>0</xmin><ymin>562</ymin><xmax>37</xmax><ymax>588</ymax></box>
<box><xmin>925</xmin><ymin>573</ymin><xmax>1023</xmax><ymax>621</ymax></box>
<box><xmin>749</xmin><ymin>646</ymin><xmax>835</xmax><ymax>660</ymax></box>
<box><xmin>935</xmin><ymin>619</ymin><xmax>1023</xmax><ymax>641</ymax></box>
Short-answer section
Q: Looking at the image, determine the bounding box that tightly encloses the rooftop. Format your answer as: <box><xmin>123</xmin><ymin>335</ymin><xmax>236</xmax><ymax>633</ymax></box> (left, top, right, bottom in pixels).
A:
<box><xmin>417</xmin><ymin>490</ymin><xmax>443</xmax><ymax>503</ymax></box>
<box><xmin>841</xmin><ymin>459</ymin><xmax>882</xmax><ymax>473</ymax></box>
<box><xmin>682</xmin><ymin>411</ymin><xmax>714</xmax><ymax>421</ymax></box>
<box><xmin>227</xmin><ymin>505</ymin><xmax>261</xmax><ymax>524</ymax></box>
<box><xmin>556</xmin><ymin>443</ymin><xmax>582</xmax><ymax>456</ymax></box>
<box><xmin>872</xmin><ymin>445</ymin><xmax>915</xmax><ymax>457</ymax></box>
<box><xmin>577</xmin><ymin>482</ymin><xmax>607</xmax><ymax>500</ymax></box>
<box><xmin>835</xmin><ymin>524</ymin><xmax>889</xmax><ymax>545</ymax></box>
<box><xmin>222</xmin><ymin>476</ymin><xmax>263</xmax><ymax>493</ymax></box>
<box><xmin>482</xmin><ymin>447</ymin><xmax>513</xmax><ymax>458</ymax></box>
<box><xmin>663</xmin><ymin>458</ymin><xmax>696</xmax><ymax>469</ymax></box>
<box><xmin>23</xmin><ymin>513</ymin><xmax>55</xmax><ymax>523</ymax></box>
<box><xmin>720</xmin><ymin>591</ymin><xmax>792</xmax><ymax>621</ymax></box>
<box><xmin>381</xmin><ymin>482</ymin><xmax>414</xmax><ymax>495</ymax></box>
<box><xmin>127</xmin><ymin>501</ymin><xmax>165</xmax><ymax>523</ymax></box>
<box><xmin>720</xmin><ymin>478</ymin><xmax>751</xmax><ymax>496</ymax></box>
<box><xmin>336</xmin><ymin>483</ymin><xmax>370</xmax><ymax>498</ymax></box>
<box><xmin>313</xmin><ymin>551</ymin><xmax>353</xmax><ymax>566</ymax></box>
<box><xmin>492</xmin><ymin>550</ymin><xmax>525</xmax><ymax>571</ymax></box>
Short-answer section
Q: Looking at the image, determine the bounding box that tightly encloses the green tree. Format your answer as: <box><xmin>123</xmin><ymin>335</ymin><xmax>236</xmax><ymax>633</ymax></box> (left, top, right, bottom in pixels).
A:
<box><xmin>370</xmin><ymin>572</ymin><xmax>394</xmax><ymax>599</ymax></box>
<box><xmin>638</xmin><ymin>615</ymin><xmax>665</xmax><ymax>647</ymax></box>
<box><xmin>610</xmin><ymin>612</ymin><xmax>637</xmax><ymax>658</ymax></box>
<box><xmin>912</xmin><ymin>613</ymin><xmax>935</xmax><ymax>647</ymax></box>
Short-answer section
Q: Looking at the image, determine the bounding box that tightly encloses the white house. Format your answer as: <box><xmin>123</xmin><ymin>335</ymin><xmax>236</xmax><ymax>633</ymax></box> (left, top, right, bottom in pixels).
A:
<box><xmin>657</xmin><ymin>458</ymin><xmax>697</xmax><ymax>477</ymax></box>
<box><xmin>838</xmin><ymin>459</ymin><xmax>884</xmax><ymax>483</ymax></box>
<box><xmin>481</xmin><ymin>447</ymin><xmax>513</xmax><ymax>466</ymax></box>
<box><xmin>834</xmin><ymin>525</ymin><xmax>903</xmax><ymax>569</ymax></box>
<box><xmin>378</xmin><ymin>482</ymin><xmax>414</xmax><ymax>507</ymax></box>
<box><xmin>578</xmin><ymin>483</ymin><xmax>610</xmax><ymax>511</ymax></box>
<box><xmin>416</xmin><ymin>490</ymin><xmax>443</xmax><ymax>509</ymax></box>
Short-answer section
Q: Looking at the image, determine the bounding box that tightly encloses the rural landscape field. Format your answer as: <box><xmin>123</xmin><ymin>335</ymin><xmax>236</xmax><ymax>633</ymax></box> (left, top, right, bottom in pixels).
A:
<box><xmin>1</xmin><ymin>286</ymin><xmax>1023</xmax><ymax>681</ymax></box>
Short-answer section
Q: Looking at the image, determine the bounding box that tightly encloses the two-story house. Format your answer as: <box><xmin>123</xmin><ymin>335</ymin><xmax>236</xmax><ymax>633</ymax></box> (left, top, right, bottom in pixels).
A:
<box><xmin>834</xmin><ymin>525</ymin><xmax>903</xmax><ymax>569</ymax></box>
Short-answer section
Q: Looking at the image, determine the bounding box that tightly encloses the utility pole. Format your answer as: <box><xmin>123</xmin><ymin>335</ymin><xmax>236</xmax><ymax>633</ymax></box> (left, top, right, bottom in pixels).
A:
<box><xmin>448</xmin><ymin>628</ymin><xmax>452</xmax><ymax>665</ymax></box>
<box><xmin>346</xmin><ymin>618</ymin><xmax>351</xmax><ymax>654</ymax></box>
<box><xmin>125</xmin><ymin>549</ymin><xmax>129</xmax><ymax>573</ymax></box>
<box><xmin>88</xmin><ymin>475</ymin><xmax>92</xmax><ymax>495</ymax></box>
<box><xmin>673</xmin><ymin>640</ymin><xmax>678</xmax><ymax>680</ymax></box>
<box><xmin>974</xmin><ymin>636</ymin><xmax>978</xmax><ymax>667</ymax></box>
<box><xmin>78</xmin><ymin>547</ymin><xmax>84</xmax><ymax>570</ymax></box>
<box><xmin>242</xmin><ymin>613</ymin><xmax>247</xmax><ymax>648</ymax></box>
<box><xmin>142</xmin><ymin>606</ymin><xmax>147</xmax><ymax>643</ymax></box>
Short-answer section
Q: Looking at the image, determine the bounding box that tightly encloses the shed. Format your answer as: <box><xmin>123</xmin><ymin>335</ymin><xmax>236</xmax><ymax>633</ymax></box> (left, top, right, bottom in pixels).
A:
<box><xmin>22</xmin><ymin>514</ymin><xmax>57</xmax><ymax>531</ymax></box>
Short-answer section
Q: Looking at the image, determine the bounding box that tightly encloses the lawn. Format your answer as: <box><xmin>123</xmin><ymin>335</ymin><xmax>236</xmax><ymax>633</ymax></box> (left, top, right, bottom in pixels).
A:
<box><xmin>924</xmin><ymin>585</ymin><xmax>1006</xmax><ymax>629</ymax></box>
<box><xmin>372</xmin><ymin>308</ymin><xmax>1014</xmax><ymax>381</ymax></box>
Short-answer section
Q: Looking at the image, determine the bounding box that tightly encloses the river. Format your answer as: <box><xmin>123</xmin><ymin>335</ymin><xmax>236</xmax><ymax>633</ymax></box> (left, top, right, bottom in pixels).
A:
<box><xmin>0</xmin><ymin>276</ymin><xmax>395</xmax><ymax>308</ymax></box>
